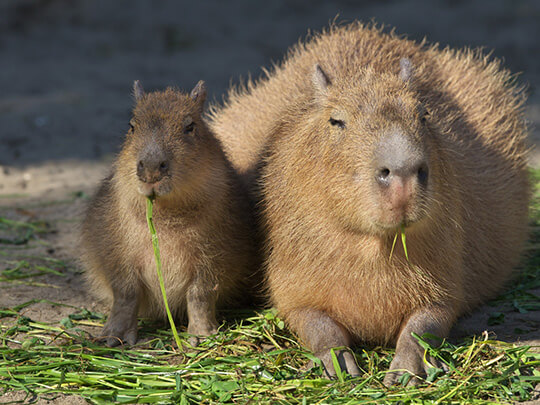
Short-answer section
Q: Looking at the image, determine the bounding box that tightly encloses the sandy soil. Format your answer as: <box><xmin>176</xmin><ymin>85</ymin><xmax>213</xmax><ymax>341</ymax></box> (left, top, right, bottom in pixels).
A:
<box><xmin>0</xmin><ymin>1</ymin><xmax>539</xmax><ymax>402</ymax></box>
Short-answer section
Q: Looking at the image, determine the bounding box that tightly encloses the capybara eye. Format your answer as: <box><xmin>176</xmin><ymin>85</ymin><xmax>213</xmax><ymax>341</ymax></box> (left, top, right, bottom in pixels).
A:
<box><xmin>329</xmin><ymin>118</ymin><xmax>346</xmax><ymax>129</ymax></box>
<box><xmin>184</xmin><ymin>122</ymin><xmax>195</xmax><ymax>134</ymax></box>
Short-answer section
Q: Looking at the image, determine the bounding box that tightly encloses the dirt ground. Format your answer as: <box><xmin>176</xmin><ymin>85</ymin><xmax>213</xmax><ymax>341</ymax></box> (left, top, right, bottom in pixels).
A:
<box><xmin>0</xmin><ymin>0</ymin><xmax>539</xmax><ymax>389</ymax></box>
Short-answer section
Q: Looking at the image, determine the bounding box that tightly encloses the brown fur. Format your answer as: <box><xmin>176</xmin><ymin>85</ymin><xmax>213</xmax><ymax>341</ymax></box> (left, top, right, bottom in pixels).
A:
<box><xmin>81</xmin><ymin>82</ymin><xmax>259</xmax><ymax>346</ymax></box>
<box><xmin>209</xmin><ymin>23</ymin><xmax>530</xmax><ymax>382</ymax></box>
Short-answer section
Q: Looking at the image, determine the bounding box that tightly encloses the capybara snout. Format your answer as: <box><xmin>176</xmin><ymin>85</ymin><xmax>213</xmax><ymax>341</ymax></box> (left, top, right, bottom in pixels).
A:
<box><xmin>374</xmin><ymin>130</ymin><xmax>430</xmax><ymax>226</ymax></box>
<box><xmin>374</xmin><ymin>131</ymin><xmax>429</xmax><ymax>189</ymax></box>
<box><xmin>134</xmin><ymin>139</ymin><xmax>174</xmax><ymax>197</ymax></box>
<box><xmin>136</xmin><ymin>142</ymin><xmax>171</xmax><ymax>185</ymax></box>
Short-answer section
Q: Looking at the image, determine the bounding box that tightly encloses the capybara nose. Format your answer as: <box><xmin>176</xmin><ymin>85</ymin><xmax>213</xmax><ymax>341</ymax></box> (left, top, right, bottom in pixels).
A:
<box><xmin>374</xmin><ymin>131</ymin><xmax>428</xmax><ymax>189</ymax></box>
<box><xmin>376</xmin><ymin>162</ymin><xmax>429</xmax><ymax>188</ymax></box>
<box><xmin>136</xmin><ymin>145</ymin><xmax>170</xmax><ymax>184</ymax></box>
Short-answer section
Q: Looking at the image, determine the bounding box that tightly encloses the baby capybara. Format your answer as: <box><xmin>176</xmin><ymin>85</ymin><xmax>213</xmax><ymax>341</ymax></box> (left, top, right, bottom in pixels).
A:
<box><xmin>209</xmin><ymin>23</ymin><xmax>530</xmax><ymax>384</ymax></box>
<box><xmin>81</xmin><ymin>80</ymin><xmax>258</xmax><ymax>346</ymax></box>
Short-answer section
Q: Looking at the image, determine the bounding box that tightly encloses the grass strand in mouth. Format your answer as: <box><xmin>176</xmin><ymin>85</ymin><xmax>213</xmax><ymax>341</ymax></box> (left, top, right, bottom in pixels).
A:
<box><xmin>401</xmin><ymin>224</ymin><xmax>409</xmax><ymax>261</ymax></box>
<box><xmin>389</xmin><ymin>224</ymin><xmax>410</xmax><ymax>262</ymax></box>
<box><xmin>146</xmin><ymin>196</ymin><xmax>183</xmax><ymax>350</ymax></box>
<box><xmin>389</xmin><ymin>232</ymin><xmax>398</xmax><ymax>261</ymax></box>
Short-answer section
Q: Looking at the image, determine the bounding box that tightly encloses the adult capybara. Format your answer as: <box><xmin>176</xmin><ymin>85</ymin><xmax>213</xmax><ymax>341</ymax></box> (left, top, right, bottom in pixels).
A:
<box><xmin>81</xmin><ymin>80</ymin><xmax>259</xmax><ymax>347</ymax></box>
<box><xmin>209</xmin><ymin>23</ymin><xmax>530</xmax><ymax>384</ymax></box>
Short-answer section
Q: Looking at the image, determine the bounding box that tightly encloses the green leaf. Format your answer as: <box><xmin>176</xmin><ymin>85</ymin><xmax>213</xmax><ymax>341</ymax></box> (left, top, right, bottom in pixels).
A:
<box><xmin>21</xmin><ymin>337</ymin><xmax>40</xmax><ymax>350</ymax></box>
<box><xmin>330</xmin><ymin>348</ymin><xmax>344</xmax><ymax>383</ymax></box>
<box><xmin>426</xmin><ymin>367</ymin><xmax>444</xmax><ymax>382</ymax></box>
<box><xmin>60</xmin><ymin>317</ymin><xmax>74</xmax><ymax>329</ymax></box>
<box><xmin>398</xmin><ymin>371</ymin><xmax>412</xmax><ymax>386</ymax></box>
<box><xmin>212</xmin><ymin>380</ymin><xmax>239</xmax><ymax>393</ymax></box>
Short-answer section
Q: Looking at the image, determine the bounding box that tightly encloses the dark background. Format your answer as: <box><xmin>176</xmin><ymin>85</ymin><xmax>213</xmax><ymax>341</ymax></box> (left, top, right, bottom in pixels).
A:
<box><xmin>0</xmin><ymin>0</ymin><xmax>538</xmax><ymax>170</ymax></box>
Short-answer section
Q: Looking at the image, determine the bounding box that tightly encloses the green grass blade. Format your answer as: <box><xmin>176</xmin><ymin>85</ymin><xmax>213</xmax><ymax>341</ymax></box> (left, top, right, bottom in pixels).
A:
<box><xmin>389</xmin><ymin>232</ymin><xmax>398</xmax><ymax>261</ymax></box>
<box><xmin>146</xmin><ymin>197</ymin><xmax>183</xmax><ymax>350</ymax></box>
<box><xmin>401</xmin><ymin>224</ymin><xmax>409</xmax><ymax>262</ymax></box>
<box><xmin>330</xmin><ymin>347</ymin><xmax>344</xmax><ymax>383</ymax></box>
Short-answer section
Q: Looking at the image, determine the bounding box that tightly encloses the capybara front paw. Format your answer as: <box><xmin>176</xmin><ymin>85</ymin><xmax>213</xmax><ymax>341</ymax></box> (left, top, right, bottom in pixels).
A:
<box><xmin>313</xmin><ymin>348</ymin><xmax>361</xmax><ymax>378</ymax></box>
<box><xmin>100</xmin><ymin>317</ymin><xmax>138</xmax><ymax>347</ymax></box>
<box><xmin>187</xmin><ymin>321</ymin><xmax>218</xmax><ymax>346</ymax></box>
<box><xmin>383</xmin><ymin>349</ymin><xmax>447</xmax><ymax>386</ymax></box>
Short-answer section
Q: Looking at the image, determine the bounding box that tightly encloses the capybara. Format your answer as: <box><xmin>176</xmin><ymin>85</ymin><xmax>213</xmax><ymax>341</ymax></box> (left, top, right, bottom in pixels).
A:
<box><xmin>209</xmin><ymin>23</ymin><xmax>530</xmax><ymax>384</ymax></box>
<box><xmin>81</xmin><ymin>80</ymin><xmax>259</xmax><ymax>347</ymax></box>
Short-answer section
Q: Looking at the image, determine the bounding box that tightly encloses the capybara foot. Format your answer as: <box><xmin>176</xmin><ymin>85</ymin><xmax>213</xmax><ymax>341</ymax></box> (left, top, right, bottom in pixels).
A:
<box><xmin>100</xmin><ymin>314</ymin><xmax>138</xmax><ymax>347</ymax></box>
<box><xmin>290</xmin><ymin>308</ymin><xmax>359</xmax><ymax>377</ymax></box>
<box><xmin>384</xmin><ymin>305</ymin><xmax>453</xmax><ymax>386</ymax></box>
<box><xmin>383</xmin><ymin>346</ymin><xmax>448</xmax><ymax>386</ymax></box>
<box><xmin>312</xmin><ymin>348</ymin><xmax>361</xmax><ymax>378</ymax></box>
<box><xmin>187</xmin><ymin>321</ymin><xmax>218</xmax><ymax>346</ymax></box>
<box><xmin>186</xmin><ymin>284</ymin><xmax>218</xmax><ymax>346</ymax></box>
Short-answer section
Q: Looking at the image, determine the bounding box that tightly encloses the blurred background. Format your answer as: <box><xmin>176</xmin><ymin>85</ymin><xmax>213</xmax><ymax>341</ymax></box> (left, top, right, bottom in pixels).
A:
<box><xmin>0</xmin><ymin>0</ymin><xmax>539</xmax><ymax>197</ymax></box>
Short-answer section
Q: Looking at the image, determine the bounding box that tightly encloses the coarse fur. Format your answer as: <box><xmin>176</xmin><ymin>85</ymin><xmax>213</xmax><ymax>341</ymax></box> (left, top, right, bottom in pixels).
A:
<box><xmin>209</xmin><ymin>22</ymin><xmax>530</xmax><ymax>383</ymax></box>
<box><xmin>81</xmin><ymin>82</ymin><xmax>259</xmax><ymax>346</ymax></box>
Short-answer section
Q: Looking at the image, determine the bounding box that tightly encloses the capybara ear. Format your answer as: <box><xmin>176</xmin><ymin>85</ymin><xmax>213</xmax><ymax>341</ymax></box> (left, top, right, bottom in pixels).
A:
<box><xmin>190</xmin><ymin>80</ymin><xmax>207</xmax><ymax>106</ymax></box>
<box><xmin>312</xmin><ymin>64</ymin><xmax>332</xmax><ymax>96</ymax></box>
<box><xmin>399</xmin><ymin>58</ymin><xmax>414</xmax><ymax>83</ymax></box>
<box><xmin>133</xmin><ymin>80</ymin><xmax>144</xmax><ymax>101</ymax></box>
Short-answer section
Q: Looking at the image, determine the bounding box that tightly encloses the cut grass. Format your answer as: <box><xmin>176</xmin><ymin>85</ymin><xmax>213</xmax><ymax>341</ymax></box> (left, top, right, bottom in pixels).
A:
<box><xmin>1</xmin><ymin>306</ymin><xmax>539</xmax><ymax>404</ymax></box>
<box><xmin>0</xmin><ymin>217</ymin><xmax>49</xmax><ymax>246</ymax></box>
<box><xmin>0</xmin><ymin>168</ymin><xmax>539</xmax><ymax>404</ymax></box>
<box><xmin>0</xmin><ymin>217</ymin><xmax>67</xmax><ymax>288</ymax></box>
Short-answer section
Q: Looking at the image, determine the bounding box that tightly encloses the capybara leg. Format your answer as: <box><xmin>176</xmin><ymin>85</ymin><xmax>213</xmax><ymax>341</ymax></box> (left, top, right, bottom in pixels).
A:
<box><xmin>186</xmin><ymin>282</ymin><xmax>218</xmax><ymax>346</ymax></box>
<box><xmin>291</xmin><ymin>308</ymin><xmax>360</xmax><ymax>378</ymax></box>
<box><xmin>101</xmin><ymin>287</ymin><xmax>139</xmax><ymax>347</ymax></box>
<box><xmin>384</xmin><ymin>305</ymin><xmax>454</xmax><ymax>386</ymax></box>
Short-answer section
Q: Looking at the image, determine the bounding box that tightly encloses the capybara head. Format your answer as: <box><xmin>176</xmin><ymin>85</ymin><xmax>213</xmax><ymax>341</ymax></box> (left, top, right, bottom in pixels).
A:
<box><xmin>123</xmin><ymin>80</ymin><xmax>208</xmax><ymax>199</ymax></box>
<box><xmin>306</xmin><ymin>59</ymin><xmax>437</xmax><ymax>236</ymax></box>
